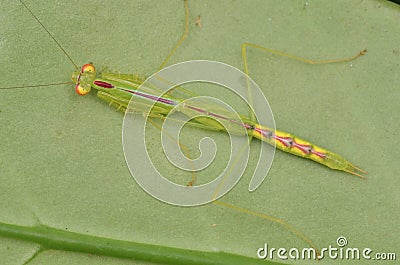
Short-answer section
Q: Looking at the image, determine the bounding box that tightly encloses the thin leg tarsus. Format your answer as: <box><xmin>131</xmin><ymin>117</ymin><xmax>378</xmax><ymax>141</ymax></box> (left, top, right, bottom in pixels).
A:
<box><xmin>213</xmin><ymin>200</ymin><xmax>321</xmax><ymax>257</ymax></box>
<box><xmin>242</xmin><ymin>42</ymin><xmax>367</xmax><ymax>71</ymax></box>
<box><xmin>158</xmin><ymin>0</ymin><xmax>189</xmax><ymax>71</ymax></box>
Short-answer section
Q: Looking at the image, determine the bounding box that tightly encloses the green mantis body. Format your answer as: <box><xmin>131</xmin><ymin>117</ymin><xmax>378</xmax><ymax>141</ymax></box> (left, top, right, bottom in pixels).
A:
<box><xmin>73</xmin><ymin>62</ymin><xmax>366</xmax><ymax>179</ymax></box>
<box><xmin>12</xmin><ymin>0</ymin><xmax>367</xmax><ymax>180</ymax></box>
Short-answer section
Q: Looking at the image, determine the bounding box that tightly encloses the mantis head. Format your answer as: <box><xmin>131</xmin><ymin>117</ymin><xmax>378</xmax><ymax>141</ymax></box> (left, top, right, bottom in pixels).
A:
<box><xmin>71</xmin><ymin>63</ymin><xmax>96</xmax><ymax>96</ymax></box>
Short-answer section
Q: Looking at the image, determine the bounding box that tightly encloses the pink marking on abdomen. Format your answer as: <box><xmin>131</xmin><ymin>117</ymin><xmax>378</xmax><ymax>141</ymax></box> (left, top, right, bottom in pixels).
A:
<box><xmin>292</xmin><ymin>143</ymin><xmax>312</xmax><ymax>154</ymax></box>
<box><xmin>254</xmin><ymin>127</ymin><xmax>272</xmax><ymax>138</ymax></box>
<box><xmin>94</xmin><ymin>80</ymin><xmax>114</xmax><ymax>88</ymax></box>
<box><xmin>274</xmin><ymin>135</ymin><xmax>293</xmax><ymax>147</ymax></box>
<box><xmin>311</xmin><ymin>150</ymin><xmax>326</xmax><ymax>158</ymax></box>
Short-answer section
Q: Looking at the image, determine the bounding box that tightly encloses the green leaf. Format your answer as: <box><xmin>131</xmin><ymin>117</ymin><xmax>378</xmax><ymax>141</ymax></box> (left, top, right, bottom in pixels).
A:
<box><xmin>1</xmin><ymin>0</ymin><xmax>399</xmax><ymax>264</ymax></box>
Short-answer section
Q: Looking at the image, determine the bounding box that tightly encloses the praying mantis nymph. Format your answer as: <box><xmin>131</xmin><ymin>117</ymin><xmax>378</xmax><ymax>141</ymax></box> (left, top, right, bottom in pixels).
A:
<box><xmin>2</xmin><ymin>0</ymin><xmax>370</xmax><ymax>255</ymax></box>
<box><xmin>73</xmin><ymin>61</ymin><xmax>367</xmax><ymax>180</ymax></box>
<box><xmin>7</xmin><ymin>0</ymin><xmax>367</xmax><ymax>180</ymax></box>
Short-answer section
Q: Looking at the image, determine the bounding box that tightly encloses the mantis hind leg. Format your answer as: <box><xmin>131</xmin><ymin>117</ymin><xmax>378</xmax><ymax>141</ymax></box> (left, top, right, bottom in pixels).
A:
<box><xmin>241</xmin><ymin>42</ymin><xmax>367</xmax><ymax>77</ymax></box>
<box><xmin>240</xmin><ymin>42</ymin><xmax>367</xmax><ymax>117</ymax></box>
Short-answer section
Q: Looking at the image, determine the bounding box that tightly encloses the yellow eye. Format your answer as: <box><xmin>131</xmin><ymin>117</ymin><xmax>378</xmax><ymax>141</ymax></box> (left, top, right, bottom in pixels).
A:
<box><xmin>75</xmin><ymin>83</ymin><xmax>91</xmax><ymax>96</ymax></box>
<box><xmin>81</xmin><ymin>63</ymin><xmax>95</xmax><ymax>73</ymax></box>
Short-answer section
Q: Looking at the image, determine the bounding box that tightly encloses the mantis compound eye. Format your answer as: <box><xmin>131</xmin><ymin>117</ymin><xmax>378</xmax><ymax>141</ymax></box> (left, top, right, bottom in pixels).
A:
<box><xmin>81</xmin><ymin>63</ymin><xmax>95</xmax><ymax>73</ymax></box>
<box><xmin>75</xmin><ymin>83</ymin><xmax>91</xmax><ymax>96</ymax></box>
